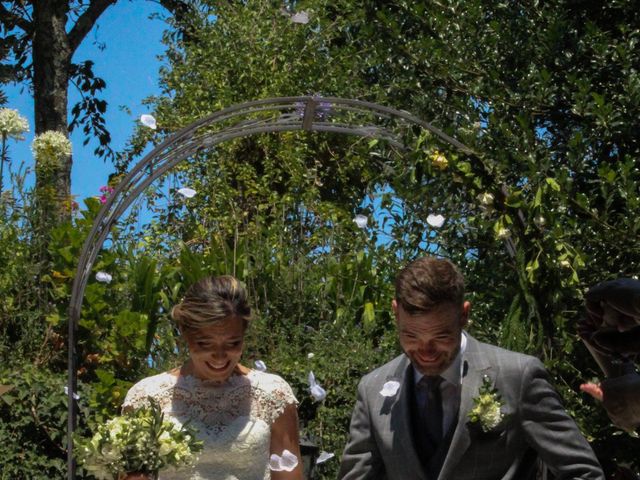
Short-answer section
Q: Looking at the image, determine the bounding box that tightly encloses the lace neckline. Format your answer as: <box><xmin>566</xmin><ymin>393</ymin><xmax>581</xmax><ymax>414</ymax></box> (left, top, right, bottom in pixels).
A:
<box><xmin>162</xmin><ymin>369</ymin><xmax>258</xmax><ymax>389</ymax></box>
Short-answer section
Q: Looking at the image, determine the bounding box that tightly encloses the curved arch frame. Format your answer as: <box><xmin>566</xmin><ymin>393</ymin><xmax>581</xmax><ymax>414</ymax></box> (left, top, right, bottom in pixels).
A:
<box><xmin>66</xmin><ymin>96</ymin><xmax>479</xmax><ymax>478</ymax></box>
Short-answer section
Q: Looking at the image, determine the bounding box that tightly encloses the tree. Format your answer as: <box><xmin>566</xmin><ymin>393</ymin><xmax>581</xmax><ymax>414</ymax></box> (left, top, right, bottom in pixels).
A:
<box><xmin>0</xmin><ymin>0</ymin><xmax>195</xmax><ymax>227</ymax></box>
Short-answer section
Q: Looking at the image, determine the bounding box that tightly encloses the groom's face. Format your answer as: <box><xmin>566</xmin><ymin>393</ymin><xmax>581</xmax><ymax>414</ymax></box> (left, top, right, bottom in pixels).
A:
<box><xmin>394</xmin><ymin>300</ymin><xmax>470</xmax><ymax>377</ymax></box>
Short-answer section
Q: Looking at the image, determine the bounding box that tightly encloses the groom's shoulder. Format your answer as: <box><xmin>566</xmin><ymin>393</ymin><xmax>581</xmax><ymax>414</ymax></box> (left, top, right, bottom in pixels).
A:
<box><xmin>359</xmin><ymin>354</ymin><xmax>406</xmax><ymax>386</ymax></box>
<box><xmin>469</xmin><ymin>335</ymin><xmax>544</xmax><ymax>370</ymax></box>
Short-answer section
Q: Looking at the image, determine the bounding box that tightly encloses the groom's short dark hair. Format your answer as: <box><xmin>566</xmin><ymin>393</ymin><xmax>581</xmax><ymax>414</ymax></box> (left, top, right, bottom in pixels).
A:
<box><xmin>395</xmin><ymin>256</ymin><xmax>465</xmax><ymax>314</ymax></box>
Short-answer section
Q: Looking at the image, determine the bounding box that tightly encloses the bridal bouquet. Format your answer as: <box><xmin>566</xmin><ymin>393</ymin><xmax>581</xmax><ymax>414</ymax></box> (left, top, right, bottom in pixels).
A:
<box><xmin>75</xmin><ymin>398</ymin><xmax>203</xmax><ymax>480</ymax></box>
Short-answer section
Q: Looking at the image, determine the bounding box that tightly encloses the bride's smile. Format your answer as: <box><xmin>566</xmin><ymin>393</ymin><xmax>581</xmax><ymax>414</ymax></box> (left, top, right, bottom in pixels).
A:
<box><xmin>183</xmin><ymin>316</ymin><xmax>246</xmax><ymax>382</ymax></box>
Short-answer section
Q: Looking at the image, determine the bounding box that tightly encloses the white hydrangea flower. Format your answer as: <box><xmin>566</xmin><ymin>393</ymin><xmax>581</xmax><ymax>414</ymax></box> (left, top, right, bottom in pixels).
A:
<box><xmin>482</xmin><ymin>403</ymin><xmax>503</xmax><ymax>430</ymax></box>
<box><xmin>0</xmin><ymin>108</ymin><xmax>29</xmax><ymax>140</ymax></box>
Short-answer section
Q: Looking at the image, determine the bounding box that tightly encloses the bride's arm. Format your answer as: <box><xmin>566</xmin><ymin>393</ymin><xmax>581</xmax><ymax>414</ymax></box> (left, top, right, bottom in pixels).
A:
<box><xmin>270</xmin><ymin>403</ymin><xmax>304</xmax><ymax>480</ymax></box>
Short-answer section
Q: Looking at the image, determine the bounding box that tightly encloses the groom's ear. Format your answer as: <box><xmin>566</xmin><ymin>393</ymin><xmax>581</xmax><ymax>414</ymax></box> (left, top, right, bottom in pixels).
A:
<box><xmin>460</xmin><ymin>301</ymin><xmax>471</xmax><ymax>328</ymax></box>
<box><xmin>391</xmin><ymin>299</ymin><xmax>399</xmax><ymax>318</ymax></box>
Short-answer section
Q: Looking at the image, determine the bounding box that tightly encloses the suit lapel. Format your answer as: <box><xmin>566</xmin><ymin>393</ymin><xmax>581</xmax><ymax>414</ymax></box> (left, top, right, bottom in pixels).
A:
<box><xmin>438</xmin><ymin>335</ymin><xmax>493</xmax><ymax>480</ymax></box>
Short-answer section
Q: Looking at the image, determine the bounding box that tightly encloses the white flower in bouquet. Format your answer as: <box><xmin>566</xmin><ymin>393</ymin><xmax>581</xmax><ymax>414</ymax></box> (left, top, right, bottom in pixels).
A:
<box><xmin>75</xmin><ymin>397</ymin><xmax>203</xmax><ymax>480</ymax></box>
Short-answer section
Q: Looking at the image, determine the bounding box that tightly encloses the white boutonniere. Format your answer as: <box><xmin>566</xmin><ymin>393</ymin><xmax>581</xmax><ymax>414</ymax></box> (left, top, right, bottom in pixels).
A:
<box><xmin>468</xmin><ymin>375</ymin><xmax>506</xmax><ymax>432</ymax></box>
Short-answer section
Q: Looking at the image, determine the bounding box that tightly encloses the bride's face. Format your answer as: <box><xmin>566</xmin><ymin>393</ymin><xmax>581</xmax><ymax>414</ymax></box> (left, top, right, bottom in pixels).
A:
<box><xmin>183</xmin><ymin>316</ymin><xmax>245</xmax><ymax>382</ymax></box>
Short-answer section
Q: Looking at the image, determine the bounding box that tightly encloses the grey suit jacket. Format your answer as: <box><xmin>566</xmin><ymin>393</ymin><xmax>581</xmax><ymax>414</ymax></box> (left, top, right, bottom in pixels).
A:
<box><xmin>338</xmin><ymin>334</ymin><xmax>604</xmax><ymax>480</ymax></box>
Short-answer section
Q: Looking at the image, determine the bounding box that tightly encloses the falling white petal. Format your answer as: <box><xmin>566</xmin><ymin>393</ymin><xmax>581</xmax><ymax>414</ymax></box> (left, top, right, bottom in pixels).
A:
<box><xmin>269</xmin><ymin>454</ymin><xmax>284</xmax><ymax>471</ymax></box>
<box><xmin>140</xmin><ymin>114</ymin><xmax>157</xmax><ymax>130</ymax></box>
<box><xmin>279</xmin><ymin>450</ymin><xmax>299</xmax><ymax>471</ymax></box>
<box><xmin>254</xmin><ymin>360</ymin><xmax>267</xmax><ymax>372</ymax></box>
<box><xmin>426</xmin><ymin>214</ymin><xmax>445</xmax><ymax>228</ymax></box>
<box><xmin>64</xmin><ymin>386</ymin><xmax>80</xmax><ymax>400</ymax></box>
<box><xmin>307</xmin><ymin>352</ymin><xmax>315</xmax><ymax>359</ymax></box>
<box><xmin>353</xmin><ymin>214</ymin><xmax>368</xmax><ymax>229</ymax></box>
<box><xmin>291</xmin><ymin>11</ymin><xmax>309</xmax><ymax>24</ymax></box>
<box><xmin>269</xmin><ymin>450</ymin><xmax>299</xmax><ymax>472</ymax></box>
<box><xmin>177</xmin><ymin>187</ymin><xmax>197</xmax><ymax>199</ymax></box>
<box><xmin>310</xmin><ymin>384</ymin><xmax>327</xmax><ymax>402</ymax></box>
<box><xmin>379</xmin><ymin>380</ymin><xmax>401</xmax><ymax>397</ymax></box>
<box><xmin>316</xmin><ymin>451</ymin><xmax>335</xmax><ymax>464</ymax></box>
<box><xmin>308</xmin><ymin>371</ymin><xmax>317</xmax><ymax>387</ymax></box>
<box><xmin>95</xmin><ymin>271</ymin><xmax>112</xmax><ymax>284</ymax></box>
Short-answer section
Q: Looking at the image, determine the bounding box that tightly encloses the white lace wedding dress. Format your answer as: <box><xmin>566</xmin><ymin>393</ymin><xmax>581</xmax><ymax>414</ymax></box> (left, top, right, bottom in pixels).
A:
<box><xmin>123</xmin><ymin>369</ymin><xmax>298</xmax><ymax>480</ymax></box>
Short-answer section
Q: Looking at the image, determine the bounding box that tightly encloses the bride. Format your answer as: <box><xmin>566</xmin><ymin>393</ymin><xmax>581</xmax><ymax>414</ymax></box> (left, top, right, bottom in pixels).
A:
<box><xmin>122</xmin><ymin>275</ymin><xmax>303</xmax><ymax>480</ymax></box>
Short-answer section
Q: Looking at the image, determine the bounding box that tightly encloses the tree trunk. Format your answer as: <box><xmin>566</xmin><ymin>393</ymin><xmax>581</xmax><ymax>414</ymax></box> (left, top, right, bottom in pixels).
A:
<box><xmin>32</xmin><ymin>0</ymin><xmax>72</xmax><ymax>226</ymax></box>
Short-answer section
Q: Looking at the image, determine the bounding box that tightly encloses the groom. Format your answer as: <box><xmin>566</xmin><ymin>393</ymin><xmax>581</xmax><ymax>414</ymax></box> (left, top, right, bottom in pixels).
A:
<box><xmin>338</xmin><ymin>256</ymin><xmax>604</xmax><ymax>480</ymax></box>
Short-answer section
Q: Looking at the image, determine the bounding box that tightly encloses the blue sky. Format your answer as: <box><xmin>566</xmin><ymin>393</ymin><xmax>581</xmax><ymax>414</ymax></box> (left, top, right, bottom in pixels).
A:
<box><xmin>3</xmin><ymin>1</ymin><xmax>168</xmax><ymax>203</ymax></box>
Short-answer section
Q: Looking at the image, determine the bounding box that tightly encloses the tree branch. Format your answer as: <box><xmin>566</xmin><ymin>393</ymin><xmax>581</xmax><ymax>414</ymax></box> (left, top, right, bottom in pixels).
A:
<box><xmin>67</xmin><ymin>0</ymin><xmax>117</xmax><ymax>52</ymax></box>
<box><xmin>0</xmin><ymin>2</ymin><xmax>33</xmax><ymax>33</ymax></box>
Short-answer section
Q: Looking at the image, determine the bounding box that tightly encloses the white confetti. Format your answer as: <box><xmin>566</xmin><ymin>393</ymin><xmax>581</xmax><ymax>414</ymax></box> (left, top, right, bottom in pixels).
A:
<box><xmin>64</xmin><ymin>386</ymin><xmax>80</xmax><ymax>400</ymax></box>
<box><xmin>316</xmin><ymin>451</ymin><xmax>335</xmax><ymax>464</ymax></box>
<box><xmin>308</xmin><ymin>371</ymin><xmax>327</xmax><ymax>402</ymax></box>
<box><xmin>95</xmin><ymin>271</ymin><xmax>112</xmax><ymax>283</ymax></box>
<box><xmin>269</xmin><ymin>449</ymin><xmax>299</xmax><ymax>471</ymax></box>
<box><xmin>310</xmin><ymin>384</ymin><xmax>327</xmax><ymax>402</ymax></box>
<box><xmin>379</xmin><ymin>380</ymin><xmax>401</xmax><ymax>397</ymax></box>
<box><xmin>353</xmin><ymin>214</ymin><xmax>368</xmax><ymax>229</ymax></box>
<box><xmin>254</xmin><ymin>360</ymin><xmax>267</xmax><ymax>372</ymax></box>
<box><xmin>177</xmin><ymin>187</ymin><xmax>197</xmax><ymax>198</ymax></box>
<box><xmin>291</xmin><ymin>11</ymin><xmax>309</xmax><ymax>24</ymax></box>
<box><xmin>140</xmin><ymin>114</ymin><xmax>157</xmax><ymax>130</ymax></box>
<box><xmin>426</xmin><ymin>214</ymin><xmax>445</xmax><ymax>228</ymax></box>
<box><xmin>307</xmin><ymin>352</ymin><xmax>315</xmax><ymax>359</ymax></box>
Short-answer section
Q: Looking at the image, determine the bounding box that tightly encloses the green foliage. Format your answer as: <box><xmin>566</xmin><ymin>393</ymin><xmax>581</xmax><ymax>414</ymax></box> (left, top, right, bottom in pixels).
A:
<box><xmin>109</xmin><ymin>0</ymin><xmax>640</xmax><ymax>474</ymax></box>
<box><xmin>1</xmin><ymin>0</ymin><xmax>639</xmax><ymax>476</ymax></box>
<box><xmin>0</xmin><ymin>365</ymin><xmax>67</xmax><ymax>479</ymax></box>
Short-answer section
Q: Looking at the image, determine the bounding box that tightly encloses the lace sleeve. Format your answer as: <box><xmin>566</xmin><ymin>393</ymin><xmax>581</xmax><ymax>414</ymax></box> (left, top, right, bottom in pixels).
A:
<box><xmin>121</xmin><ymin>373</ymin><xmax>171</xmax><ymax>412</ymax></box>
<box><xmin>252</xmin><ymin>372</ymin><xmax>299</xmax><ymax>425</ymax></box>
<box><xmin>122</xmin><ymin>379</ymin><xmax>152</xmax><ymax>411</ymax></box>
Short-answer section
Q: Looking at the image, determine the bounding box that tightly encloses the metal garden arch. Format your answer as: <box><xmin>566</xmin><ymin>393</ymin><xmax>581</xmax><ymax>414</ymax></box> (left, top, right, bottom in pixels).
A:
<box><xmin>66</xmin><ymin>96</ymin><xmax>479</xmax><ymax>478</ymax></box>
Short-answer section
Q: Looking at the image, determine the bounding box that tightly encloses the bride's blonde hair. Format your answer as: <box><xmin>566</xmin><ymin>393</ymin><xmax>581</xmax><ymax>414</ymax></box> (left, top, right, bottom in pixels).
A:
<box><xmin>171</xmin><ymin>275</ymin><xmax>251</xmax><ymax>332</ymax></box>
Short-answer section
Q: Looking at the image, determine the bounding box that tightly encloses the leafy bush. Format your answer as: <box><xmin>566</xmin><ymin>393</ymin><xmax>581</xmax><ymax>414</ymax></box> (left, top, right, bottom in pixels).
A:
<box><xmin>0</xmin><ymin>365</ymin><xmax>67</xmax><ymax>479</ymax></box>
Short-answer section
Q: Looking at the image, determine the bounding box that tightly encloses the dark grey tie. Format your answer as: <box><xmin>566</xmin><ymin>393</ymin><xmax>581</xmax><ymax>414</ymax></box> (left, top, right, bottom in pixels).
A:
<box><xmin>420</xmin><ymin>375</ymin><xmax>444</xmax><ymax>446</ymax></box>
